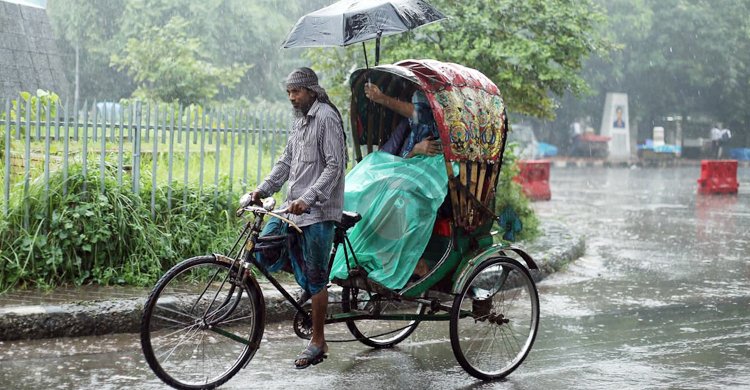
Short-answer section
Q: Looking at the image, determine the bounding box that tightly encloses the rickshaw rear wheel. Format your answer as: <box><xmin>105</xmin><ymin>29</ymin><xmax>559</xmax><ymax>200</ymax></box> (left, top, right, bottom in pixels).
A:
<box><xmin>341</xmin><ymin>287</ymin><xmax>426</xmax><ymax>348</ymax></box>
<box><xmin>450</xmin><ymin>257</ymin><xmax>539</xmax><ymax>380</ymax></box>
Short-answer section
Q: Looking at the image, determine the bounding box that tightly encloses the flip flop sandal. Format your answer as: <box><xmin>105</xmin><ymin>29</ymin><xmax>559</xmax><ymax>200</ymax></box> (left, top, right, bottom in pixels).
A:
<box><xmin>294</xmin><ymin>343</ymin><xmax>328</xmax><ymax>369</ymax></box>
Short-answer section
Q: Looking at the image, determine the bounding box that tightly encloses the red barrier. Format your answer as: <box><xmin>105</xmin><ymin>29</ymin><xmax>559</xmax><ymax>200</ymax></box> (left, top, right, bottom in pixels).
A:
<box><xmin>514</xmin><ymin>160</ymin><xmax>551</xmax><ymax>201</ymax></box>
<box><xmin>697</xmin><ymin>160</ymin><xmax>739</xmax><ymax>195</ymax></box>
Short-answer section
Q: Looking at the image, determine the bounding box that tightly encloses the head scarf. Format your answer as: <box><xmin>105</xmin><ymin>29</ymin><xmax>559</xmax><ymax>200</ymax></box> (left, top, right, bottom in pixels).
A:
<box><xmin>285</xmin><ymin>67</ymin><xmax>342</xmax><ymax>123</ymax></box>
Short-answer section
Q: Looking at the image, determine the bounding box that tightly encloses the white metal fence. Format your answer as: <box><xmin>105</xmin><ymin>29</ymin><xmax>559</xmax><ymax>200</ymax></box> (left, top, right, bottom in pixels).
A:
<box><xmin>1</xmin><ymin>97</ymin><xmax>353</xmax><ymax>220</ymax></box>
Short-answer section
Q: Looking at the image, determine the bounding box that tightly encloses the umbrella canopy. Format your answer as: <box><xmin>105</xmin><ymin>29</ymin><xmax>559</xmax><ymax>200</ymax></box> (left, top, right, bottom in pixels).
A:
<box><xmin>282</xmin><ymin>0</ymin><xmax>446</xmax><ymax>49</ymax></box>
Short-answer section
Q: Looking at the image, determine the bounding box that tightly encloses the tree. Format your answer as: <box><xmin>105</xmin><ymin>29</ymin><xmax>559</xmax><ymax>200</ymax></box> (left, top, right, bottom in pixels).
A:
<box><xmin>48</xmin><ymin>0</ymin><xmax>332</xmax><ymax>102</ymax></box>
<box><xmin>110</xmin><ymin>17</ymin><xmax>250</xmax><ymax>105</ymax></box>
<box><xmin>47</xmin><ymin>0</ymin><xmax>128</xmax><ymax>102</ymax></box>
<box><xmin>308</xmin><ymin>0</ymin><xmax>612</xmax><ymax>120</ymax></box>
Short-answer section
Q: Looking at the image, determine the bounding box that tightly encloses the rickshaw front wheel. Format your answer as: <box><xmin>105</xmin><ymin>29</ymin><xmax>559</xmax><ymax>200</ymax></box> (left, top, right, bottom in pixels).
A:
<box><xmin>449</xmin><ymin>257</ymin><xmax>540</xmax><ymax>380</ymax></box>
<box><xmin>141</xmin><ymin>255</ymin><xmax>264</xmax><ymax>390</ymax></box>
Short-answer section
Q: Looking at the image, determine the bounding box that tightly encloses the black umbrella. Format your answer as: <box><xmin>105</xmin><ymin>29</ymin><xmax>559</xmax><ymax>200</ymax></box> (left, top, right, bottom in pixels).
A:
<box><xmin>282</xmin><ymin>0</ymin><xmax>446</xmax><ymax>66</ymax></box>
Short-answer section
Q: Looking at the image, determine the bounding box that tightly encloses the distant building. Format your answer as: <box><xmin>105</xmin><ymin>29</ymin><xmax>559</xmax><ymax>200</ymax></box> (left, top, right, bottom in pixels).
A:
<box><xmin>0</xmin><ymin>0</ymin><xmax>69</xmax><ymax>101</ymax></box>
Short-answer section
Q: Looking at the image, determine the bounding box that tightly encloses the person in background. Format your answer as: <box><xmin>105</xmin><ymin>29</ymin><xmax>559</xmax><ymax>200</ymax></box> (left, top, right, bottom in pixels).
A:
<box><xmin>710</xmin><ymin>123</ymin><xmax>722</xmax><ymax>159</ymax></box>
<box><xmin>719</xmin><ymin>126</ymin><xmax>732</xmax><ymax>159</ymax></box>
<box><xmin>248</xmin><ymin>67</ymin><xmax>346</xmax><ymax>369</ymax></box>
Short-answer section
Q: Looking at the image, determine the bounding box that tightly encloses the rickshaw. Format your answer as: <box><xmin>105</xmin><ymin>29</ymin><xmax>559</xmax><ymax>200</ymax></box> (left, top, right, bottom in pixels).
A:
<box><xmin>140</xmin><ymin>59</ymin><xmax>540</xmax><ymax>390</ymax></box>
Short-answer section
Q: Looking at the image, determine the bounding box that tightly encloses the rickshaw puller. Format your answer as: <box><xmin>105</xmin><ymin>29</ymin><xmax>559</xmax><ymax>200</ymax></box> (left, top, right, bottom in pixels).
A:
<box><xmin>249</xmin><ymin>67</ymin><xmax>346</xmax><ymax>369</ymax></box>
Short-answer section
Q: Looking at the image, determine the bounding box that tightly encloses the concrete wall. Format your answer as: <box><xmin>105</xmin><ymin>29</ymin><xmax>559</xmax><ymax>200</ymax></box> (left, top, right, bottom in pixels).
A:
<box><xmin>0</xmin><ymin>0</ymin><xmax>69</xmax><ymax>100</ymax></box>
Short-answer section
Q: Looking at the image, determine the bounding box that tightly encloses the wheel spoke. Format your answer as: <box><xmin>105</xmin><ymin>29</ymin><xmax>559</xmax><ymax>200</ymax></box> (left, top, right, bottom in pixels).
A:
<box><xmin>450</xmin><ymin>258</ymin><xmax>539</xmax><ymax>380</ymax></box>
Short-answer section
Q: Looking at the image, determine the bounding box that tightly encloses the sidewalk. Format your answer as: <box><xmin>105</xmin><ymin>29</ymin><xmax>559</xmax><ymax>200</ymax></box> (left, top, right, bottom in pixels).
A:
<box><xmin>0</xmin><ymin>219</ymin><xmax>584</xmax><ymax>341</ymax></box>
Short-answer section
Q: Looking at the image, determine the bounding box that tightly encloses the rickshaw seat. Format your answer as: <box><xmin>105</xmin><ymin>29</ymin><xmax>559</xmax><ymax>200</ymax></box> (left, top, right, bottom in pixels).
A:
<box><xmin>336</xmin><ymin>211</ymin><xmax>362</xmax><ymax>230</ymax></box>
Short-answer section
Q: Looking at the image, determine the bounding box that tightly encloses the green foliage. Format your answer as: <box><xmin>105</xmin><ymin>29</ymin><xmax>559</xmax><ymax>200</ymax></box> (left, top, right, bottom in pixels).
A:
<box><xmin>6</xmin><ymin>90</ymin><xmax>61</xmax><ymax>123</ymax></box>
<box><xmin>47</xmin><ymin>0</ymin><xmax>132</xmax><ymax>99</ymax></box>
<box><xmin>495</xmin><ymin>144</ymin><xmax>539</xmax><ymax>242</ymax></box>
<box><xmin>47</xmin><ymin>0</ymin><xmax>332</xmax><ymax>102</ymax></box>
<box><xmin>110</xmin><ymin>16</ymin><xmax>251</xmax><ymax>105</ymax></box>
<box><xmin>0</xmin><ymin>163</ymin><xmax>239</xmax><ymax>290</ymax></box>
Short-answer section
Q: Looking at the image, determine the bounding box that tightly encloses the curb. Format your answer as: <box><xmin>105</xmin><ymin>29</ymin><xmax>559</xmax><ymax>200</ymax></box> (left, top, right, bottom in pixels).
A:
<box><xmin>0</xmin><ymin>220</ymin><xmax>584</xmax><ymax>342</ymax></box>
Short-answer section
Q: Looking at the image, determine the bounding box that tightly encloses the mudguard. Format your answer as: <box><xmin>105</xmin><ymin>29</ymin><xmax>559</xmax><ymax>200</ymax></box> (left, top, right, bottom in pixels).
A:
<box><xmin>451</xmin><ymin>243</ymin><xmax>538</xmax><ymax>295</ymax></box>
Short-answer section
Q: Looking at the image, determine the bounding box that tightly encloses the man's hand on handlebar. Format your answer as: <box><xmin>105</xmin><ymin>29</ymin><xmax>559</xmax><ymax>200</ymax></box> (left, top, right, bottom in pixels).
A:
<box><xmin>247</xmin><ymin>190</ymin><xmax>263</xmax><ymax>206</ymax></box>
<box><xmin>288</xmin><ymin>199</ymin><xmax>309</xmax><ymax>215</ymax></box>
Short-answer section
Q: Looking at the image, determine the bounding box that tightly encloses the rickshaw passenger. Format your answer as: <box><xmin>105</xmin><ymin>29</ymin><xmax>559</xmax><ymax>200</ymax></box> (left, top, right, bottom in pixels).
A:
<box><xmin>364</xmin><ymin>83</ymin><xmax>442</xmax><ymax>157</ymax></box>
<box><xmin>363</xmin><ymin>82</ymin><xmax>450</xmax><ymax>278</ymax></box>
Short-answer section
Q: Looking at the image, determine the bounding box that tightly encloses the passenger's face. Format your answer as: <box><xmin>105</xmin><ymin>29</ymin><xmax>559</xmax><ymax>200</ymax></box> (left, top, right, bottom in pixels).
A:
<box><xmin>287</xmin><ymin>87</ymin><xmax>315</xmax><ymax>114</ymax></box>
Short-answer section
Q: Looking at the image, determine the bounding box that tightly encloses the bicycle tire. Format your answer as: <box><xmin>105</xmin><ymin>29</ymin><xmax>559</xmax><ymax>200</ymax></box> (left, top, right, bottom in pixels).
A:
<box><xmin>450</xmin><ymin>257</ymin><xmax>539</xmax><ymax>380</ymax></box>
<box><xmin>141</xmin><ymin>255</ymin><xmax>264</xmax><ymax>389</ymax></box>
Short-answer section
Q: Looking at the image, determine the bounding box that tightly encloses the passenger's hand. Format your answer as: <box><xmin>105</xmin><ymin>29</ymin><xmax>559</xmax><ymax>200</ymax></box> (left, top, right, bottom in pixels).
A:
<box><xmin>288</xmin><ymin>199</ymin><xmax>309</xmax><ymax>215</ymax></box>
<box><xmin>411</xmin><ymin>137</ymin><xmax>442</xmax><ymax>157</ymax></box>
<box><xmin>364</xmin><ymin>82</ymin><xmax>386</xmax><ymax>105</ymax></box>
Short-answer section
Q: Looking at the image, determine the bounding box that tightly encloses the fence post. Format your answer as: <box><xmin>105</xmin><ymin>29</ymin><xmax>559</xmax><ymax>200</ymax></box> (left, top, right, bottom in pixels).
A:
<box><xmin>183</xmin><ymin>106</ymin><xmax>191</xmax><ymax>206</ymax></box>
<box><xmin>199</xmin><ymin>106</ymin><xmax>206</xmax><ymax>195</ymax></box>
<box><xmin>35</xmin><ymin>96</ymin><xmax>40</xmax><ymax>141</ymax></box>
<box><xmin>228</xmin><ymin>108</ymin><xmax>237</xmax><ymax>208</ymax></box>
<box><xmin>115</xmin><ymin>101</ymin><xmax>123</xmax><ymax>187</ymax></box>
<box><xmin>150</xmin><ymin>103</ymin><xmax>159</xmax><ymax>218</ymax></box>
<box><xmin>72</xmin><ymin>95</ymin><xmax>79</xmax><ymax>141</ymax></box>
<box><xmin>81</xmin><ymin>100</ymin><xmax>89</xmax><ymax>193</ymax></box>
<box><xmin>242</xmin><ymin>109</ymin><xmax>249</xmax><ymax>193</ymax></box>
<box><xmin>3</xmin><ymin>99</ymin><xmax>10</xmax><ymax>216</ymax></box>
<box><xmin>256</xmin><ymin>110</ymin><xmax>263</xmax><ymax>185</ymax></box>
<box><xmin>43</xmin><ymin>98</ymin><xmax>51</xmax><ymax>198</ymax></box>
<box><xmin>63</xmin><ymin>97</ymin><xmax>70</xmax><ymax>195</ymax></box>
<box><xmin>23</xmin><ymin>96</ymin><xmax>31</xmax><ymax>228</ymax></box>
<box><xmin>133</xmin><ymin>101</ymin><xmax>142</xmax><ymax>194</ymax></box>
<box><xmin>99</xmin><ymin>100</ymin><xmax>107</xmax><ymax>193</ymax></box>
<box><xmin>212</xmin><ymin>108</ymin><xmax>220</xmax><ymax>198</ymax></box>
<box><xmin>167</xmin><ymin>103</ymin><xmax>175</xmax><ymax>211</ymax></box>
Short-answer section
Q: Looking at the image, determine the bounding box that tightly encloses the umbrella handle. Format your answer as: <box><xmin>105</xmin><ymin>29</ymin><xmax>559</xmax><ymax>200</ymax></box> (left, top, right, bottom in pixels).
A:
<box><xmin>362</xmin><ymin>42</ymin><xmax>369</xmax><ymax>69</ymax></box>
<box><xmin>375</xmin><ymin>29</ymin><xmax>382</xmax><ymax>66</ymax></box>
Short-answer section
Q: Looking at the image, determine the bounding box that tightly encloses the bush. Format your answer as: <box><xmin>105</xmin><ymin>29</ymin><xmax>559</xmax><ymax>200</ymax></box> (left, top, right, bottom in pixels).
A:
<box><xmin>495</xmin><ymin>143</ymin><xmax>540</xmax><ymax>242</ymax></box>
<box><xmin>0</xmin><ymin>162</ymin><xmax>240</xmax><ymax>290</ymax></box>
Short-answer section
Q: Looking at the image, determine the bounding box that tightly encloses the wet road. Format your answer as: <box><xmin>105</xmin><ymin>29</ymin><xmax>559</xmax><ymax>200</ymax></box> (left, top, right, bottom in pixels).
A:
<box><xmin>1</xmin><ymin>166</ymin><xmax>748</xmax><ymax>389</ymax></box>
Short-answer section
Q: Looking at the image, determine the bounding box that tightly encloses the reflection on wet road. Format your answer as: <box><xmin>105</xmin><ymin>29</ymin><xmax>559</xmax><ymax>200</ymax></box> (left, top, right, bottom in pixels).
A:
<box><xmin>529</xmin><ymin>166</ymin><xmax>750</xmax><ymax>389</ymax></box>
<box><xmin>1</xmin><ymin>166</ymin><xmax>748</xmax><ymax>389</ymax></box>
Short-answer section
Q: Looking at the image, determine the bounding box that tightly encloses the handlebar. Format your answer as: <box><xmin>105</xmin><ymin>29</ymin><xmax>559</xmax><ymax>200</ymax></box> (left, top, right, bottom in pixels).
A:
<box><xmin>235</xmin><ymin>196</ymin><xmax>309</xmax><ymax>234</ymax></box>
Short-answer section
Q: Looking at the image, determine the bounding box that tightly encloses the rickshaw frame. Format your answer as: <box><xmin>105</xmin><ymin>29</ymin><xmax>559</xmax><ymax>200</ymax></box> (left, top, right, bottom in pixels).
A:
<box><xmin>139</xmin><ymin>59</ymin><xmax>540</xmax><ymax>389</ymax></box>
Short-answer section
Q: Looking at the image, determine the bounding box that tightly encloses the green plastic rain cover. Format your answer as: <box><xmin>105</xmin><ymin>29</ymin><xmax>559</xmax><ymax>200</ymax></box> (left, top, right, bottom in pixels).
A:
<box><xmin>329</xmin><ymin>151</ymin><xmax>448</xmax><ymax>289</ymax></box>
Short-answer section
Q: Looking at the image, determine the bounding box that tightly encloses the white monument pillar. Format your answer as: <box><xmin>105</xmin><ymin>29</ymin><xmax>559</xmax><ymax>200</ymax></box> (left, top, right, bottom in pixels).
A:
<box><xmin>652</xmin><ymin>126</ymin><xmax>665</xmax><ymax>147</ymax></box>
<box><xmin>600</xmin><ymin>93</ymin><xmax>631</xmax><ymax>161</ymax></box>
